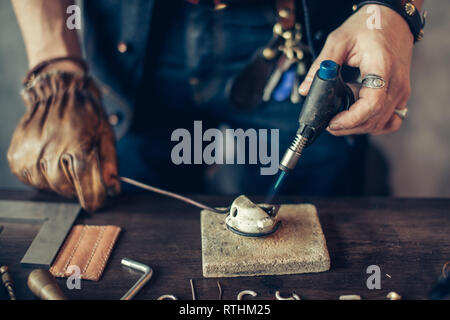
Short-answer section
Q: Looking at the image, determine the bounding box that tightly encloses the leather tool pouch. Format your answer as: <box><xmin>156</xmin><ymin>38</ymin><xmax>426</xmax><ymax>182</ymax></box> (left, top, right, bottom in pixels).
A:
<box><xmin>228</xmin><ymin>0</ymin><xmax>311</xmax><ymax>111</ymax></box>
<box><xmin>228</xmin><ymin>44</ymin><xmax>279</xmax><ymax>111</ymax></box>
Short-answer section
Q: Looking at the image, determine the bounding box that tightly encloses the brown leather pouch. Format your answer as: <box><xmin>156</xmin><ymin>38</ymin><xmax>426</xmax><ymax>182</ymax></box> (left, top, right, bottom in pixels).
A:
<box><xmin>50</xmin><ymin>225</ymin><xmax>121</xmax><ymax>281</ymax></box>
<box><xmin>228</xmin><ymin>0</ymin><xmax>298</xmax><ymax>111</ymax></box>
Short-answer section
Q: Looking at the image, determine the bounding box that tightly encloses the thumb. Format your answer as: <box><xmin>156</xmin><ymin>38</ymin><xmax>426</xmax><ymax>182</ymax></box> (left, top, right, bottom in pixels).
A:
<box><xmin>298</xmin><ymin>34</ymin><xmax>349</xmax><ymax>96</ymax></box>
<box><xmin>98</xmin><ymin>121</ymin><xmax>121</xmax><ymax>197</ymax></box>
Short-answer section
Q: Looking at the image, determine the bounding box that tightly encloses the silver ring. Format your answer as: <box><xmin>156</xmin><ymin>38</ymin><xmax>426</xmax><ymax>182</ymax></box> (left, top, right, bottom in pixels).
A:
<box><xmin>394</xmin><ymin>108</ymin><xmax>408</xmax><ymax>120</ymax></box>
<box><xmin>362</xmin><ymin>74</ymin><xmax>387</xmax><ymax>89</ymax></box>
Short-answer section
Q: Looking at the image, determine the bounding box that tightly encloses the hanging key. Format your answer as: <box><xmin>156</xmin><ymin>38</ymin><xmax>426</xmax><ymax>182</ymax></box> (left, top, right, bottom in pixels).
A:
<box><xmin>263</xmin><ymin>54</ymin><xmax>295</xmax><ymax>102</ymax></box>
<box><xmin>290</xmin><ymin>72</ymin><xmax>301</xmax><ymax>104</ymax></box>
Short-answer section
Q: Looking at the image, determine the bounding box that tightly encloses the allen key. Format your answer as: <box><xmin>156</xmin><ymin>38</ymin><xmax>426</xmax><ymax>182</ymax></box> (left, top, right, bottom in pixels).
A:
<box><xmin>121</xmin><ymin>258</ymin><xmax>153</xmax><ymax>300</ymax></box>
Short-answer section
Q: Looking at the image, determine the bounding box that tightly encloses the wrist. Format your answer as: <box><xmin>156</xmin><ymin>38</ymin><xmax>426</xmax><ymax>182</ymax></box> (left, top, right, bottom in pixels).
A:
<box><xmin>40</xmin><ymin>60</ymin><xmax>85</xmax><ymax>74</ymax></box>
<box><xmin>28</xmin><ymin>42</ymin><xmax>82</xmax><ymax>70</ymax></box>
<box><xmin>379</xmin><ymin>5</ymin><xmax>414</xmax><ymax>43</ymax></box>
<box><xmin>354</xmin><ymin>0</ymin><xmax>426</xmax><ymax>42</ymax></box>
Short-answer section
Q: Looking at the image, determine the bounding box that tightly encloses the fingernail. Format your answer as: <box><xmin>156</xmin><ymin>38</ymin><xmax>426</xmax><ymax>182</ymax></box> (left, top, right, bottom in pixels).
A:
<box><xmin>329</xmin><ymin>122</ymin><xmax>344</xmax><ymax>130</ymax></box>
<box><xmin>299</xmin><ymin>87</ymin><xmax>307</xmax><ymax>94</ymax></box>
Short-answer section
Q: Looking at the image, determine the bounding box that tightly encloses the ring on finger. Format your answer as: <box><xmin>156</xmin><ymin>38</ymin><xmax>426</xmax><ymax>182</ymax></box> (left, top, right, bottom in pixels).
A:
<box><xmin>394</xmin><ymin>107</ymin><xmax>408</xmax><ymax>120</ymax></box>
<box><xmin>362</xmin><ymin>74</ymin><xmax>387</xmax><ymax>89</ymax></box>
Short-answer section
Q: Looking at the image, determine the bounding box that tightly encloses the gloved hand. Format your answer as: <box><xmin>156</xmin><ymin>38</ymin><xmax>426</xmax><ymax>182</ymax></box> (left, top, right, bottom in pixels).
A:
<box><xmin>7</xmin><ymin>70</ymin><xmax>120</xmax><ymax>212</ymax></box>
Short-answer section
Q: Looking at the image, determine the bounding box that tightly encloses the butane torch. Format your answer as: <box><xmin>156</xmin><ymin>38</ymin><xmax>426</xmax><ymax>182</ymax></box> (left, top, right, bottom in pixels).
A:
<box><xmin>268</xmin><ymin>60</ymin><xmax>355</xmax><ymax>198</ymax></box>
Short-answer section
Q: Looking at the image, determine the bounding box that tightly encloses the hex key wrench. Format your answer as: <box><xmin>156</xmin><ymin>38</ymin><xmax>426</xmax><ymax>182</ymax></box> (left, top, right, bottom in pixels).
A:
<box><xmin>120</xmin><ymin>258</ymin><xmax>153</xmax><ymax>300</ymax></box>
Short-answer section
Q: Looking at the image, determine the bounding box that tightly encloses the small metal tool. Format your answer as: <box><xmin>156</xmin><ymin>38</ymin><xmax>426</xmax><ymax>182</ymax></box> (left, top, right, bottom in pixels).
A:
<box><xmin>275</xmin><ymin>290</ymin><xmax>300</xmax><ymax>300</ymax></box>
<box><xmin>339</xmin><ymin>294</ymin><xmax>362</xmax><ymax>300</ymax></box>
<box><xmin>237</xmin><ymin>290</ymin><xmax>258</xmax><ymax>300</ymax></box>
<box><xmin>1</xmin><ymin>266</ymin><xmax>16</xmax><ymax>300</ymax></box>
<box><xmin>217</xmin><ymin>281</ymin><xmax>222</xmax><ymax>300</ymax></box>
<box><xmin>121</xmin><ymin>258</ymin><xmax>153</xmax><ymax>300</ymax></box>
<box><xmin>157</xmin><ymin>294</ymin><xmax>178</xmax><ymax>300</ymax></box>
<box><xmin>190</xmin><ymin>279</ymin><xmax>196</xmax><ymax>300</ymax></box>
<box><xmin>27</xmin><ymin>269</ymin><xmax>67</xmax><ymax>300</ymax></box>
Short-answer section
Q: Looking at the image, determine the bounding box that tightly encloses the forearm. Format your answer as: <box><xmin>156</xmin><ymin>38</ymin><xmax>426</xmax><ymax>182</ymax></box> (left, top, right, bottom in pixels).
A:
<box><xmin>11</xmin><ymin>0</ymin><xmax>82</xmax><ymax>68</ymax></box>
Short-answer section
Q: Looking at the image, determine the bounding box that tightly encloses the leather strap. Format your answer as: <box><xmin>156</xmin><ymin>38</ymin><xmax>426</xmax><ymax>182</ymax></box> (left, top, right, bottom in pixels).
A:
<box><xmin>50</xmin><ymin>225</ymin><xmax>121</xmax><ymax>281</ymax></box>
<box><xmin>23</xmin><ymin>56</ymin><xmax>88</xmax><ymax>86</ymax></box>
<box><xmin>276</xmin><ymin>0</ymin><xmax>296</xmax><ymax>30</ymax></box>
<box><xmin>355</xmin><ymin>0</ymin><xmax>426</xmax><ymax>42</ymax></box>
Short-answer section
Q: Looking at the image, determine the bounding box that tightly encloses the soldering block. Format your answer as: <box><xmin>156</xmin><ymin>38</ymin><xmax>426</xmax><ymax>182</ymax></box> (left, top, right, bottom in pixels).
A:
<box><xmin>201</xmin><ymin>204</ymin><xmax>330</xmax><ymax>278</ymax></box>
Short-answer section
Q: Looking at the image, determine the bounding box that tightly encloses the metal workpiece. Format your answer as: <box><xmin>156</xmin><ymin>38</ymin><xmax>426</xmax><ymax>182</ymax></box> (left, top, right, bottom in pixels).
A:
<box><xmin>121</xmin><ymin>258</ymin><xmax>153</xmax><ymax>300</ymax></box>
<box><xmin>1</xmin><ymin>266</ymin><xmax>16</xmax><ymax>300</ymax></box>
<box><xmin>225</xmin><ymin>195</ymin><xmax>280</xmax><ymax>238</ymax></box>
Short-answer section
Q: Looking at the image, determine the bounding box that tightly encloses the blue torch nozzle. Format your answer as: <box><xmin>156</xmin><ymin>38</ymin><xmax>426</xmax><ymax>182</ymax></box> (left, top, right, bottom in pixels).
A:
<box><xmin>318</xmin><ymin>60</ymin><xmax>338</xmax><ymax>80</ymax></box>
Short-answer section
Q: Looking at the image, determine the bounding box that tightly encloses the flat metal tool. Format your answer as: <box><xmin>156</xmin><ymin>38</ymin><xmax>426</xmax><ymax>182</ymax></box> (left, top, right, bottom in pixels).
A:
<box><xmin>0</xmin><ymin>200</ymin><xmax>80</xmax><ymax>268</ymax></box>
<box><xmin>121</xmin><ymin>258</ymin><xmax>153</xmax><ymax>300</ymax></box>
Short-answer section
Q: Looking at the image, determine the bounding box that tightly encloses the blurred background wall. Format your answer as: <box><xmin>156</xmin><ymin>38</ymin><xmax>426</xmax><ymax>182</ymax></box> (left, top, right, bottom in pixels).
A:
<box><xmin>0</xmin><ymin>0</ymin><xmax>449</xmax><ymax>197</ymax></box>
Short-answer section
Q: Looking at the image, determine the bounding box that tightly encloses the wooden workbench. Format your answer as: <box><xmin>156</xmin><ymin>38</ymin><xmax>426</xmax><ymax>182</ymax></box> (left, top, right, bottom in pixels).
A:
<box><xmin>0</xmin><ymin>191</ymin><xmax>449</xmax><ymax>300</ymax></box>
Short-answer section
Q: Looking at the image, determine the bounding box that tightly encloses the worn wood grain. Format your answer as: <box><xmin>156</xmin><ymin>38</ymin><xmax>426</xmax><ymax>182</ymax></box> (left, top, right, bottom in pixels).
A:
<box><xmin>0</xmin><ymin>191</ymin><xmax>449</xmax><ymax>300</ymax></box>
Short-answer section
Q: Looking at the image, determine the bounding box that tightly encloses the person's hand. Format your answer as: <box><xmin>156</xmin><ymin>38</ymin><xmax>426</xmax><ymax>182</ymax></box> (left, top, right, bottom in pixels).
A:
<box><xmin>7</xmin><ymin>67</ymin><xmax>120</xmax><ymax>212</ymax></box>
<box><xmin>299</xmin><ymin>5</ymin><xmax>414</xmax><ymax>136</ymax></box>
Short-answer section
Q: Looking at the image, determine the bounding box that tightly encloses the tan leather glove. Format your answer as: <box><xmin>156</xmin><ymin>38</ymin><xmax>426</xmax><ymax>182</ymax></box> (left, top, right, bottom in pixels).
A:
<box><xmin>7</xmin><ymin>70</ymin><xmax>120</xmax><ymax>212</ymax></box>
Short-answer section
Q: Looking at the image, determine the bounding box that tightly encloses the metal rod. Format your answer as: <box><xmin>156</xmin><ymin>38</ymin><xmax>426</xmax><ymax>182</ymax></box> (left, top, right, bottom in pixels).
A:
<box><xmin>190</xmin><ymin>279</ymin><xmax>196</xmax><ymax>300</ymax></box>
<box><xmin>119</xmin><ymin>177</ymin><xmax>228</xmax><ymax>214</ymax></box>
<box><xmin>217</xmin><ymin>281</ymin><xmax>222</xmax><ymax>300</ymax></box>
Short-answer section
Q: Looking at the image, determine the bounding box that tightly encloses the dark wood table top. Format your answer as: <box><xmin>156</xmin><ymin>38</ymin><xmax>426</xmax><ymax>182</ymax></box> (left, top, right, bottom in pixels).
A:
<box><xmin>0</xmin><ymin>190</ymin><xmax>449</xmax><ymax>300</ymax></box>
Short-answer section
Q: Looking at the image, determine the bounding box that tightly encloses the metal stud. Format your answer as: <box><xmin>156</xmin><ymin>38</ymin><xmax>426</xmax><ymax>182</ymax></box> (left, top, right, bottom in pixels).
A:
<box><xmin>417</xmin><ymin>29</ymin><xmax>424</xmax><ymax>41</ymax></box>
<box><xmin>405</xmin><ymin>2</ymin><xmax>416</xmax><ymax>16</ymax></box>
<box><xmin>117</xmin><ymin>42</ymin><xmax>128</xmax><ymax>53</ymax></box>
<box><xmin>278</xmin><ymin>9</ymin><xmax>291</xmax><ymax>19</ymax></box>
<box><xmin>263</xmin><ymin>48</ymin><xmax>277</xmax><ymax>60</ymax></box>
<box><xmin>214</xmin><ymin>3</ymin><xmax>227</xmax><ymax>10</ymax></box>
<box><xmin>273</xmin><ymin>23</ymin><xmax>283</xmax><ymax>35</ymax></box>
<box><xmin>109</xmin><ymin>114</ymin><xmax>119</xmax><ymax>126</ymax></box>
